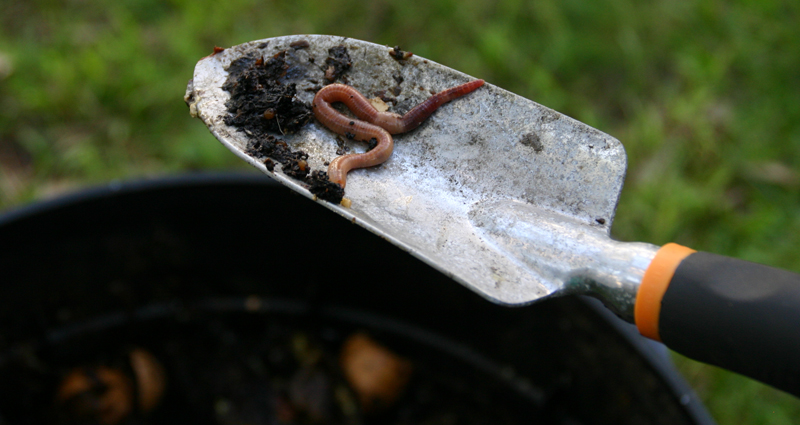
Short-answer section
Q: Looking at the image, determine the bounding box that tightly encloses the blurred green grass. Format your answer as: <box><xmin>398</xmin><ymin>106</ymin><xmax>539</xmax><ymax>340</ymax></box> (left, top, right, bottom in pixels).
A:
<box><xmin>1</xmin><ymin>0</ymin><xmax>799</xmax><ymax>423</ymax></box>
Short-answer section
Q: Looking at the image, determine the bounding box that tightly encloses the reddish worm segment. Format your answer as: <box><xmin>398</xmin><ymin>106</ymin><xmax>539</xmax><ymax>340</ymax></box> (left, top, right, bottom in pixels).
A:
<box><xmin>312</xmin><ymin>79</ymin><xmax>485</xmax><ymax>188</ymax></box>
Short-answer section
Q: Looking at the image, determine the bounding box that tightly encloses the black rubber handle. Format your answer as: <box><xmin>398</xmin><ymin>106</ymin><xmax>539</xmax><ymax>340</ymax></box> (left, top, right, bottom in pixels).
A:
<box><xmin>660</xmin><ymin>251</ymin><xmax>800</xmax><ymax>396</ymax></box>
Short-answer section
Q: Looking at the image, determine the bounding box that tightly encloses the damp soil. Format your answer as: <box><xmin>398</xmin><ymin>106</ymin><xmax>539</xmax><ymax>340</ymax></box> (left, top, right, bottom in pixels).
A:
<box><xmin>0</xmin><ymin>300</ymin><xmax>550</xmax><ymax>425</ymax></box>
<box><xmin>323</xmin><ymin>46</ymin><xmax>351</xmax><ymax>83</ymax></box>
<box><xmin>222</xmin><ymin>51</ymin><xmax>312</xmax><ymax>135</ymax></box>
<box><xmin>243</xmin><ymin>135</ymin><xmax>343</xmax><ymax>202</ymax></box>
<box><xmin>221</xmin><ymin>45</ymin><xmax>347</xmax><ymax>203</ymax></box>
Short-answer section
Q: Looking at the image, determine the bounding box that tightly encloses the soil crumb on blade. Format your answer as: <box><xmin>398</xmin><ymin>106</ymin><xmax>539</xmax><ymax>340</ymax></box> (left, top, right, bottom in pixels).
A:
<box><xmin>389</xmin><ymin>46</ymin><xmax>413</xmax><ymax>61</ymax></box>
<box><xmin>290</xmin><ymin>40</ymin><xmax>310</xmax><ymax>50</ymax></box>
<box><xmin>308</xmin><ymin>170</ymin><xmax>345</xmax><ymax>204</ymax></box>
<box><xmin>324</xmin><ymin>46</ymin><xmax>352</xmax><ymax>82</ymax></box>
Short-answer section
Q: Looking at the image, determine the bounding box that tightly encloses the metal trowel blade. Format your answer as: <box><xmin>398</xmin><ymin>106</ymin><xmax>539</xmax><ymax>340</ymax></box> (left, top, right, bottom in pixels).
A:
<box><xmin>186</xmin><ymin>35</ymin><xmax>629</xmax><ymax>306</ymax></box>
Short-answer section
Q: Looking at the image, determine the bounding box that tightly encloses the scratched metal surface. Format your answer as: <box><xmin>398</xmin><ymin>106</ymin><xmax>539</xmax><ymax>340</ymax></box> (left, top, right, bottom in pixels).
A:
<box><xmin>186</xmin><ymin>35</ymin><xmax>658</xmax><ymax>315</ymax></box>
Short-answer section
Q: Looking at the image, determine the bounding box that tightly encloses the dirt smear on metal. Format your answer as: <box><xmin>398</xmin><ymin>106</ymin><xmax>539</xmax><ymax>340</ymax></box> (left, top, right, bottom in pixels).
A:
<box><xmin>221</xmin><ymin>46</ymin><xmax>344</xmax><ymax>203</ymax></box>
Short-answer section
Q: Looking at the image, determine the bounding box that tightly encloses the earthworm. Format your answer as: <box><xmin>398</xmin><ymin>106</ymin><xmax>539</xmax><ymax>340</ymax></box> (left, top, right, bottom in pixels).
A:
<box><xmin>312</xmin><ymin>79</ymin><xmax>485</xmax><ymax>187</ymax></box>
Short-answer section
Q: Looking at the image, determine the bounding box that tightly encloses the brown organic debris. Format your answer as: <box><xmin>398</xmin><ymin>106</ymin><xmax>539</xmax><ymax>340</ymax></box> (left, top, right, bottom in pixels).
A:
<box><xmin>290</xmin><ymin>39</ymin><xmax>311</xmax><ymax>50</ymax></box>
<box><xmin>369</xmin><ymin>97</ymin><xmax>390</xmax><ymax>112</ymax></box>
<box><xmin>129</xmin><ymin>348</ymin><xmax>166</xmax><ymax>413</ymax></box>
<box><xmin>389</xmin><ymin>46</ymin><xmax>413</xmax><ymax>60</ymax></box>
<box><xmin>323</xmin><ymin>45</ymin><xmax>351</xmax><ymax>82</ymax></box>
<box><xmin>202</xmin><ymin>46</ymin><xmax>226</xmax><ymax>59</ymax></box>
<box><xmin>56</xmin><ymin>366</ymin><xmax>134</xmax><ymax>425</ymax></box>
<box><xmin>339</xmin><ymin>333</ymin><xmax>412</xmax><ymax>412</ymax></box>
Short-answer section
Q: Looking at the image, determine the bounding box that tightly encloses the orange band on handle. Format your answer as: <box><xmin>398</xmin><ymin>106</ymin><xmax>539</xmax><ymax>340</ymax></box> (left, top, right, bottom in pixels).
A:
<box><xmin>635</xmin><ymin>243</ymin><xmax>696</xmax><ymax>341</ymax></box>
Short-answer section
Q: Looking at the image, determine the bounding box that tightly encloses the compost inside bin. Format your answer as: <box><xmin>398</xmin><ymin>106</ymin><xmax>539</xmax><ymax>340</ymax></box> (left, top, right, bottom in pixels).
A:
<box><xmin>0</xmin><ymin>296</ymin><xmax>548</xmax><ymax>425</ymax></box>
<box><xmin>0</xmin><ymin>174</ymin><xmax>713</xmax><ymax>425</ymax></box>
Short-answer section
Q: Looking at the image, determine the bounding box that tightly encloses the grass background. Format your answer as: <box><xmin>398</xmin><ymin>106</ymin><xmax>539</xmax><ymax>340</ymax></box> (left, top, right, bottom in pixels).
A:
<box><xmin>1</xmin><ymin>0</ymin><xmax>799</xmax><ymax>423</ymax></box>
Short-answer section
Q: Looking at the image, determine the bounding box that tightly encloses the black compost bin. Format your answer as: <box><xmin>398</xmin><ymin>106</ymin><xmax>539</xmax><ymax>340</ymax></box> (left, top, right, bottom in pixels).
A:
<box><xmin>0</xmin><ymin>173</ymin><xmax>714</xmax><ymax>425</ymax></box>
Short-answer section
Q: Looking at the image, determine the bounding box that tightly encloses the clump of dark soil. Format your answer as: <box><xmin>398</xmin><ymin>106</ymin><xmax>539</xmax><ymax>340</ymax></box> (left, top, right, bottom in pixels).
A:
<box><xmin>323</xmin><ymin>46</ymin><xmax>351</xmax><ymax>82</ymax></box>
<box><xmin>242</xmin><ymin>134</ymin><xmax>310</xmax><ymax>180</ymax></box>
<box><xmin>221</xmin><ymin>47</ymin><xmax>348</xmax><ymax>204</ymax></box>
<box><xmin>244</xmin><ymin>135</ymin><xmax>295</xmax><ymax>164</ymax></box>
<box><xmin>222</xmin><ymin>51</ymin><xmax>312</xmax><ymax>135</ymax></box>
<box><xmin>308</xmin><ymin>171</ymin><xmax>345</xmax><ymax>202</ymax></box>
